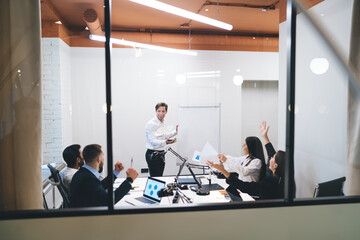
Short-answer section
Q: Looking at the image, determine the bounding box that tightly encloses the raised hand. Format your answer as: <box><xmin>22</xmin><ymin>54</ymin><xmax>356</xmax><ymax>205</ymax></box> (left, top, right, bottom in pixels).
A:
<box><xmin>206</xmin><ymin>160</ymin><xmax>230</xmax><ymax>179</ymax></box>
<box><xmin>126</xmin><ymin>168</ymin><xmax>139</xmax><ymax>181</ymax></box>
<box><xmin>260</xmin><ymin>121</ymin><xmax>270</xmax><ymax>144</ymax></box>
<box><xmin>114</xmin><ymin>161</ymin><xmax>125</xmax><ymax>173</ymax></box>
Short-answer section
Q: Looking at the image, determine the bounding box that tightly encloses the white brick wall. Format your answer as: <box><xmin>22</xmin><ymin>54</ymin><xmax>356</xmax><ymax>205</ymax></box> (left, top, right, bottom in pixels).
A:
<box><xmin>41</xmin><ymin>38</ymin><xmax>72</xmax><ymax>164</ymax></box>
<box><xmin>59</xmin><ymin>39</ymin><xmax>72</xmax><ymax>150</ymax></box>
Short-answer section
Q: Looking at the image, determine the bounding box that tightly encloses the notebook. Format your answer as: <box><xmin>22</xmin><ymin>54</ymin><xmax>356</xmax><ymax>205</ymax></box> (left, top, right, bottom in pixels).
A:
<box><xmin>126</xmin><ymin>177</ymin><xmax>166</xmax><ymax>206</ymax></box>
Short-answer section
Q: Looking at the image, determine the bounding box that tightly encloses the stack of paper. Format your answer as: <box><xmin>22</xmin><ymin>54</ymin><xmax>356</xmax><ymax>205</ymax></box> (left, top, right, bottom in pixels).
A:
<box><xmin>191</xmin><ymin>142</ymin><xmax>220</xmax><ymax>165</ymax></box>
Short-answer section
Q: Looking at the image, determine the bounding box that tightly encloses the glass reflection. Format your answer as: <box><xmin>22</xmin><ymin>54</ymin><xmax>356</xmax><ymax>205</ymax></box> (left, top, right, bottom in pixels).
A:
<box><xmin>294</xmin><ymin>0</ymin><xmax>358</xmax><ymax>199</ymax></box>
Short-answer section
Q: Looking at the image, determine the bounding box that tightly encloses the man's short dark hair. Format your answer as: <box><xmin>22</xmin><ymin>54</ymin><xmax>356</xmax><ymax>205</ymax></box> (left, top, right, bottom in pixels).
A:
<box><xmin>83</xmin><ymin>144</ymin><xmax>102</xmax><ymax>164</ymax></box>
<box><xmin>62</xmin><ymin>144</ymin><xmax>81</xmax><ymax>168</ymax></box>
<box><xmin>155</xmin><ymin>102</ymin><xmax>168</xmax><ymax>111</ymax></box>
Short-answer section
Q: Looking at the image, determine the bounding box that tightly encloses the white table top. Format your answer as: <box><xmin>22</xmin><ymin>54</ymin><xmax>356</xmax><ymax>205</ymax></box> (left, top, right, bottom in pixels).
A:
<box><xmin>114</xmin><ymin>175</ymin><xmax>254</xmax><ymax>208</ymax></box>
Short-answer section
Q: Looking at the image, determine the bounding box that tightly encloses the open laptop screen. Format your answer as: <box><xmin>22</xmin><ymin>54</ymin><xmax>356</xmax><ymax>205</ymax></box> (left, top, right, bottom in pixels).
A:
<box><xmin>143</xmin><ymin>177</ymin><xmax>166</xmax><ymax>203</ymax></box>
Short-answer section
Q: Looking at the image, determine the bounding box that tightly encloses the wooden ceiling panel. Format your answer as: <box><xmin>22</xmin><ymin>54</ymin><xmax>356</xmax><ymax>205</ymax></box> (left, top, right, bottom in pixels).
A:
<box><xmin>44</xmin><ymin>0</ymin><xmax>280</xmax><ymax>33</ymax></box>
<box><xmin>40</xmin><ymin>0</ymin><xmax>323</xmax><ymax>50</ymax></box>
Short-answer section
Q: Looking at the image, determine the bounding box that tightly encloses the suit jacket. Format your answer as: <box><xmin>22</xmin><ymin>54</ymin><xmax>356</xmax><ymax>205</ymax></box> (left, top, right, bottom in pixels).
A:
<box><xmin>70</xmin><ymin>167</ymin><xmax>131</xmax><ymax>207</ymax></box>
<box><xmin>265</xmin><ymin>142</ymin><xmax>276</xmax><ymax>166</ymax></box>
<box><xmin>226</xmin><ymin>172</ymin><xmax>281</xmax><ymax>200</ymax></box>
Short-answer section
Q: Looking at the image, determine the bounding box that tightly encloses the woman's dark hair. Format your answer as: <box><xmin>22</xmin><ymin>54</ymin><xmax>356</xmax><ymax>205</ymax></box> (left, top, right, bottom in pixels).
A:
<box><xmin>273</xmin><ymin>150</ymin><xmax>296</xmax><ymax>198</ymax></box>
<box><xmin>245</xmin><ymin>136</ymin><xmax>266</xmax><ymax>181</ymax></box>
<box><xmin>274</xmin><ymin>151</ymin><xmax>285</xmax><ymax>179</ymax></box>
<box><xmin>155</xmin><ymin>102</ymin><xmax>168</xmax><ymax>111</ymax></box>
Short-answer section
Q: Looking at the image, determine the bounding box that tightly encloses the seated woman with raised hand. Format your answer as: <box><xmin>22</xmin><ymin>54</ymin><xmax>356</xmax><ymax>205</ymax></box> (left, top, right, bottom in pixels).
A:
<box><xmin>208</xmin><ymin>150</ymin><xmax>288</xmax><ymax>200</ymax></box>
<box><xmin>259</xmin><ymin>121</ymin><xmax>276</xmax><ymax>167</ymax></box>
<box><xmin>218</xmin><ymin>136</ymin><xmax>266</xmax><ymax>182</ymax></box>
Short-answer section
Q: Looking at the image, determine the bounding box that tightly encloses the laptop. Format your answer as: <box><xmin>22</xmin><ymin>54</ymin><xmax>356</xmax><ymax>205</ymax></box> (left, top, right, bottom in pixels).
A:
<box><xmin>226</xmin><ymin>186</ymin><xmax>243</xmax><ymax>202</ymax></box>
<box><xmin>126</xmin><ymin>177</ymin><xmax>166</xmax><ymax>206</ymax></box>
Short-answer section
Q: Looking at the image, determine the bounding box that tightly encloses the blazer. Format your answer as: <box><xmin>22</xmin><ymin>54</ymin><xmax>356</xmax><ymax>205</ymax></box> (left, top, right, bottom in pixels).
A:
<box><xmin>265</xmin><ymin>142</ymin><xmax>276</xmax><ymax>166</ymax></box>
<box><xmin>226</xmin><ymin>172</ymin><xmax>281</xmax><ymax>200</ymax></box>
<box><xmin>70</xmin><ymin>167</ymin><xmax>131</xmax><ymax>207</ymax></box>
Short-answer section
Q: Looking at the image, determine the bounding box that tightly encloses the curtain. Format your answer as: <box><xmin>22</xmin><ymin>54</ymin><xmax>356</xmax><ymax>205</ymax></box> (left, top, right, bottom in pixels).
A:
<box><xmin>346</xmin><ymin>0</ymin><xmax>360</xmax><ymax>196</ymax></box>
<box><xmin>0</xmin><ymin>0</ymin><xmax>42</xmax><ymax>210</ymax></box>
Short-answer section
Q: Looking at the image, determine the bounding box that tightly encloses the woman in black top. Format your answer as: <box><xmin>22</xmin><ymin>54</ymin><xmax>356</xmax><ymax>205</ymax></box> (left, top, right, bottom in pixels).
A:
<box><xmin>207</xmin><ymin>150</ymin><xmax>288</xmax><ymax>200</ymax></box>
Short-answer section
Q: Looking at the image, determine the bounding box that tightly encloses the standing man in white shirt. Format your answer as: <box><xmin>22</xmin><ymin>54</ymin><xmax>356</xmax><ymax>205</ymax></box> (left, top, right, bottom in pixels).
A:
<box><xmin>60</xmin><ymin>144</ymin><xmax>84</xmax><ymax>193</ymax></box>
<box><xmin>145</xmin><ymin>102</ymin><xmax>178</xmax><ymax>177</ymax></box>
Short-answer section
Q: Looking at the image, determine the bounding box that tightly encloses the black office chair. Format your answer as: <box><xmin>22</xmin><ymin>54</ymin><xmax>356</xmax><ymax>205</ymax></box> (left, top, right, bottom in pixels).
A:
<box><xmin>47</xmin><ymin>164</ymin><xmax>70</xmax><ymax>208</ymax></box>
<box><xmin>43</xmin><ymin>192</ymin><xmax>49</xmax><ymax>210</ymax></box>
<box><xmin>313</xmin><ymin>176</ymin><xmax>346</xmax><ymax>198</ymax></box>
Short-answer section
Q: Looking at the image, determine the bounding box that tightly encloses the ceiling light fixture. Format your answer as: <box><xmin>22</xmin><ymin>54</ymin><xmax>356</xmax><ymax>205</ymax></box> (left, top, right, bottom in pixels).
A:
<box><xmin>233</xmin><ymin>75</ymin><xmax>244</xmax><ymax>86</ymax></box>
<box><xmin>185</xmin><ymin>70</ymin><xmax>221</xmax><ymax>78</ymax></box>
<box><xmin>310</xmin><ymin>58</ymin><xmax>329</xmax><ymax>75</ymax></box>
<box><xmin>55</xmin><ymin>21</ymin><xmax>62</xmax><ymax>24</ymax></box>
<box><xmin>89</xmin><ymin>35</ymin><xmax>197</xmax><ymax>56</ymax></box>
<box><xmin>128</xmin><ymin>0</ymin><xmax>233</xmax><ymax>31</ymax></box>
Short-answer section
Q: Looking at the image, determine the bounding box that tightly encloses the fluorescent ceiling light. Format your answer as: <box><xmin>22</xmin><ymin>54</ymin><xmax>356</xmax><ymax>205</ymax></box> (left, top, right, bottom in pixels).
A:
<box><xmin>90</xmin><ymin>35</ymin><xmax>197</xmax><ymax>56</ymax></box>
<box><xmin>129</xmin><ymin>0</ymin><xmax>233</xmax><ymax>31</ymax></box>
<box><xmin>185</xmin><ymin>71</ymin><xmax>221</xmax><ymax>78</ymax></box>
<box><xmin>186</xmin><ymin>71</ymin><xmax>220</xmax><ymax>75</ymax></box>
<box><xmin>186</xmin><ymin>74</ymin><xmax>219</xmax><ymax>78</ymax></box>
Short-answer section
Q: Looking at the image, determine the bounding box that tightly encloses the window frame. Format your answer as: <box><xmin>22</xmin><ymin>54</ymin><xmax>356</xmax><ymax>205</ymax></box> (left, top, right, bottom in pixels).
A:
<box><xmin>1</xmin><ymin>0</ymin><xmax>360</xmax><ymax>221</ymax></box>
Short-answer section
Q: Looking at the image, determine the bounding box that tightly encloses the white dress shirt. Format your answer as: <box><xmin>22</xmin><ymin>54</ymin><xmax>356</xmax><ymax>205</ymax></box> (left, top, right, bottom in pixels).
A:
<box><xmin>59</xmin><ymin>166</ymin><xmax>78</xmax><ymax>193</ymax></box>
<box><xmin>145</xmin><ymin>116</ymin><xmax>177</xmax><ymax>151</ymax></box>
<box><xmin>223</xmin><ymin>155</ymin><xmax>262</xmax><ymax>182</ymax></box>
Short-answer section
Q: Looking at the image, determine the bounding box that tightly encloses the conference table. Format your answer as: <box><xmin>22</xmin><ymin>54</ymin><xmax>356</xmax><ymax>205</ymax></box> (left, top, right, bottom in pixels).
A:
<box><xmin>114</xmin><ymin>175</ymin><xmax>254</xmax><ymax>208</ymax></box>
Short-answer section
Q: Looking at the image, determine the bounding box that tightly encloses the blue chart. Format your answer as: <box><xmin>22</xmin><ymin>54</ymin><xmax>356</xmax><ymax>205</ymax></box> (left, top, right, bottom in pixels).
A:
<box><xmin>144</xmin><ymin>178</ymin><xmax>165</xmax><ymax>201</ymax></box>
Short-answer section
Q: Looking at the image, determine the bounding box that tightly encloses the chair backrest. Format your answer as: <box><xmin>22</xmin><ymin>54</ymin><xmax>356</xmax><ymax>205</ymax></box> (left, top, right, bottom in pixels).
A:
<box><xmin>47</xmin><ymin>164</ymin><xmax>70</xmax><ymax>208</ymax></box>
<box><xmin>43</xmin><ymin>192</ymin><xmax>49</xmax><ymax>210</ymax></box>
<box><xmin>313</xmin><ymin>176</ymin><xmax>346</xmax><ymax>198</ymax></box>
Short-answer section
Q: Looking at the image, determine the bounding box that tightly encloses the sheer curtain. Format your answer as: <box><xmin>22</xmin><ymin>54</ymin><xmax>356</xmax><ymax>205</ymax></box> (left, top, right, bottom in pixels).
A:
<box><xmin>0</xmin><ymin>0</ymin><xmax>42</xmax><ymax>210</ymax></box>
<box><xmin>346</xmin><ymin>0</ymin><xmax>360</xmax><ymax>196</ymax></box>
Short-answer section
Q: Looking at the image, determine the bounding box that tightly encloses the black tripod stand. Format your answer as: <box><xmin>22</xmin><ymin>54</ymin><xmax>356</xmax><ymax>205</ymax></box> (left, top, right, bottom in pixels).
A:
<box><xmin>167</xmin><ymin>147</ymin><xmax>210</xmax><ymax>196</ymax></box>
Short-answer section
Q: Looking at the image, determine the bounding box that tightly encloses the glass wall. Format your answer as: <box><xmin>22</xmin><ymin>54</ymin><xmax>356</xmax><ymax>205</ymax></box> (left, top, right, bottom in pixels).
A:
<box><xmin>1</xmin><ymin>0</ymin><xmax>360</xmax><ymax>215</ymax></box>
<box><xmin>40</xmin><ymin>0</ymin><xmax>108</xmax><ymax>209</ymax></box>
<box><xmin>293</xmin><ymin>0</ymin><xmax>359</xmax><ymax>199</ymax></box>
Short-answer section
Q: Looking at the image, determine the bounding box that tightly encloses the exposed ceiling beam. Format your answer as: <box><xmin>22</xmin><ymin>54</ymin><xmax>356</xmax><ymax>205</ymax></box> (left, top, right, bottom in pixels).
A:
<box><xmin>204</xmin><ymin>0</ymin><xmax>280</xmax><ymax>10</ymax></box>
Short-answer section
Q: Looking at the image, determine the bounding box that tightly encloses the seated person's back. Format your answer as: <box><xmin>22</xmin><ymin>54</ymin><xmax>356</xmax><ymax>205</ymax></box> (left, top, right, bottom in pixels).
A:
<box><xmin>70</xmin><ymin>144</ymin><xmax>138</xmax><ymax>208</ymax></box>
<box><xmin>59</xmin><ymin>144</ymin><xmax>84</xmax><ymax>193</ymax></box>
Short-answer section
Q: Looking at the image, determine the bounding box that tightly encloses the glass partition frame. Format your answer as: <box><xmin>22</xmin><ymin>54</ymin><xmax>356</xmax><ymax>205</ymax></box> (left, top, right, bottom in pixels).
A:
<box><xmin>1</xmin><ymin>0</ymin><xmax>360</xmax><ymax>220</ymax></box>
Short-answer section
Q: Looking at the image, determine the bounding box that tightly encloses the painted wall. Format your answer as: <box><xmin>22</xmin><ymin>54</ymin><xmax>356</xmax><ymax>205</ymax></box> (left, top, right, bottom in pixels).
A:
<box><xmin>70</xmin><ymin>49</ymin><xmax>279</xmax><ymax>177</ymax></box>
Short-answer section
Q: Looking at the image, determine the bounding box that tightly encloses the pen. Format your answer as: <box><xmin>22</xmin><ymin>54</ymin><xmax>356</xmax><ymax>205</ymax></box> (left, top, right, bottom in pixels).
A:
<box><xmin>131</xmin><ymin>157</ymin><xmax>133</xmax><ymax>168</ymax></box>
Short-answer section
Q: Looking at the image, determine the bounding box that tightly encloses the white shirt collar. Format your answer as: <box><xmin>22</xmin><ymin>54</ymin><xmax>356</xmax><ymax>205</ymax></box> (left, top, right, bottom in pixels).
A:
<box><xmin>154</xmin><ymin>115</ymin><xmax>163</xmax><ymax>124</ymax></box>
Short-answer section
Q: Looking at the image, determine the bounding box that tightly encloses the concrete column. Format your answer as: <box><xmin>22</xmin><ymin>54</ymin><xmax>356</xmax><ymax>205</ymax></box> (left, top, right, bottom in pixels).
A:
<box><xmin>0</xmin><ymin>0</ymin><xmax>42</xmax><ymax>210</ymax></box>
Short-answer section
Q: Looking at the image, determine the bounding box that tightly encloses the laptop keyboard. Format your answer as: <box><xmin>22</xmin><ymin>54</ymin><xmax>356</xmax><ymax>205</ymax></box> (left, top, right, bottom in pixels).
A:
<box><xmin>135</xmin><ymin>197</ymin><xmax>157</xmax><ymax>204</ymax></box>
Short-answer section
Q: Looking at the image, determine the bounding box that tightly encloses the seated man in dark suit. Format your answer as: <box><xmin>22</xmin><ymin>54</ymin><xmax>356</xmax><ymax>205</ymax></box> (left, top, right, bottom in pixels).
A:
<box><xmin>70</xmin><ymin>144</ymin><xmax>138</xmax><ymax>207</ymax></box>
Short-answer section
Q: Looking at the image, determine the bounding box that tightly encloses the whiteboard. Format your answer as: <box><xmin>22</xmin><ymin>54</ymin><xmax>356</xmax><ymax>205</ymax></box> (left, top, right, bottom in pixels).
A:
<box><xmin>177</xmin><ymin>105</ymin><xmax>221</xmax><ymax>164</ymax></box>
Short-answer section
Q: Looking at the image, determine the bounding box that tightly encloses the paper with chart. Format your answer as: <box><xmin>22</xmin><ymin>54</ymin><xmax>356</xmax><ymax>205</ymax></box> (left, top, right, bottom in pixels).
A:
<box><xmin>191</xmin><ymin>142</ymin><xmax>219</xmax><ymax>165</ymax></box>
<box><xmin>154</xmin><ymin>125</ymin><xmax>175</xmax><ymax>137</ymax></box>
